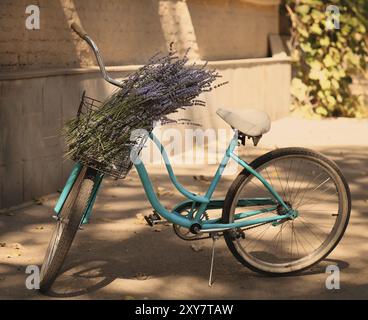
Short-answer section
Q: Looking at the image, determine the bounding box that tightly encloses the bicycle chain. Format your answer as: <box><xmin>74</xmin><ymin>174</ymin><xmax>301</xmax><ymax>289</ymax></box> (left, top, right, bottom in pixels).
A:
<box><xmin>174</xmin><ymin>208</ymin><xmax>274</xmax><ymax>240</ymax></box>
<box><xmin>241</xmin><ymin>221</ymin><xmax>273</xmax><ymax>231</ymax></box>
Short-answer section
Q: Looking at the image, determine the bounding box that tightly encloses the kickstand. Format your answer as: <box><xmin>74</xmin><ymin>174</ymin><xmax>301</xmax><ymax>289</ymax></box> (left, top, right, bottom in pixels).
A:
<box><xmin>208</xmin><ymin>232</ymin><xmax>219</xmax><ymax>287</ymax></box>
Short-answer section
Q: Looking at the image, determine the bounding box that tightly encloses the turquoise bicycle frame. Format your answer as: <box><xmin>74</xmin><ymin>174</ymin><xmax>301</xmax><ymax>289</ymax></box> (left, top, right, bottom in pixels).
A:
<box><xmin>54</xmin><ymin>131</ymin><xmax>293</xmax><ymax>232</ymax></box>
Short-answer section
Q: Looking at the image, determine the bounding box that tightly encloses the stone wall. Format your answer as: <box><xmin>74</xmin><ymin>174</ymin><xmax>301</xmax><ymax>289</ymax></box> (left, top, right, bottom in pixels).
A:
<box><xmin>187</xmin><ymin>0</ymin><xmax>279</xmax><ymax>60</ymax></box>
<box><xmin>0</xmin><ymin>0</ymin><xmax>279</xmax><ymax>71</ymax></box>
<box><xmin>0</xmin><ymin>55</ymin><xmax>291</xmax><ymax>209</ymax></box>
<box><xmin>0</xmin><ymin>0</ymin><xmax>169</xmax><ymax>70</ymax></box>
<box><xmin>0</xmin><ymin>0</ymin><xmax>288</xmax><ymax>209</ymax></box>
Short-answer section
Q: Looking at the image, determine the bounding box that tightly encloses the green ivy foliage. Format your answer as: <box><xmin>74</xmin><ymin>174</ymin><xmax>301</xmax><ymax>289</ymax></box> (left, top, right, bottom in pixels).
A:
<box><xmin>287</xmin><ymin>0</ymin><xmax>368</xmax><ymax>117</ymax></box>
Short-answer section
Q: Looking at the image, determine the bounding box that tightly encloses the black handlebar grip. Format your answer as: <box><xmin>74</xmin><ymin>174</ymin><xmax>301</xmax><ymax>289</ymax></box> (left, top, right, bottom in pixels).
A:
<box><xmin>71</xmin><ymin>22</ymin><xmax>88</xmax><ymax>39</ymax></box>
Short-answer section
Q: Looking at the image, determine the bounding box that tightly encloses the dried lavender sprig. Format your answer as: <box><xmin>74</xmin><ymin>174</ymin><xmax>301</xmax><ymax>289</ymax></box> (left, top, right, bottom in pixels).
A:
<box><xmin>63</xmin><ymin>49</ymin><xmax>226</xmax><ymax>176</ymax></box>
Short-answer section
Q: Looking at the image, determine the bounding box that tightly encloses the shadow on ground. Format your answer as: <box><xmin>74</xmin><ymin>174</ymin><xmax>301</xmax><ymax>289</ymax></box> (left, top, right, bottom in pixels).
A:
<box><xmin>0</xmin><ymin>146</ymin><xmax>367</xmax><ymax>299</ymax></box>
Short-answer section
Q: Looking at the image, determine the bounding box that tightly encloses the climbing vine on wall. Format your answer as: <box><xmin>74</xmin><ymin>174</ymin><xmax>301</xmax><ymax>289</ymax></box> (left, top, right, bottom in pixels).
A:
<box><xmin>287</xmin><ymin>0</ymin><xmax>368</xmax><ymax>117</ymax></box>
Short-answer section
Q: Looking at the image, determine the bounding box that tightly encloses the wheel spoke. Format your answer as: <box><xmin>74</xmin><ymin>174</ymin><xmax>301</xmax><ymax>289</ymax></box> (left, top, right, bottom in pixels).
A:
<box><xmin>226</xmin><ymin>151</ymin><xmax>348</xmax><ymax>274</ymax></box>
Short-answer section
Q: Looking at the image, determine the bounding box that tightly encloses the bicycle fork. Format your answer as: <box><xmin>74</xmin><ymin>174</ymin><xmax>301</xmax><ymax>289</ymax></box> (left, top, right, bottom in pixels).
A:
<box><xmin>54</xmin><ymin>162</ymin><xmax>104</xmax><ymax>225</ymax></box>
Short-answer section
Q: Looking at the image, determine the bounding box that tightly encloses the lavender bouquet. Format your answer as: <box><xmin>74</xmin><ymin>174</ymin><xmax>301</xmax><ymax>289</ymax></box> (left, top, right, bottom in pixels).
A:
<box><xmin>63</xmin><ymin>50</ymin><xmax>224</xmax><ymax>178</ymax></box>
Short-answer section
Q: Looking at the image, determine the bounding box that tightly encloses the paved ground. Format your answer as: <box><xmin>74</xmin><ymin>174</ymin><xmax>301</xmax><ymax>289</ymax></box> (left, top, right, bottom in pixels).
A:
<box><xmin>0</xmin><ymin>117</ymin><xmax>367</xmax><ymax>299</ymax></box>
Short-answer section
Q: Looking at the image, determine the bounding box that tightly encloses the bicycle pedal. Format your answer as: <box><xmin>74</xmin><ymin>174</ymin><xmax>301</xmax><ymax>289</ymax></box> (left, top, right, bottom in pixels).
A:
<box><xmin>144</xmin><ymin>211</ymin><xmax>163</xmax><ymax>227</ymax></box>
<box><xmin>151</xmin><ymin>210</ymin><xmax>161</xmax><ymax>221</ymax></box>
<box><xmin>144</xmin><ymin>215</ymin><xmax>154</xmax><ymax>227</ymax></box>
<box><xmin>152</xmin><ymin>220</ymin><xmax>167</xmax><ymax>225</ymax></box>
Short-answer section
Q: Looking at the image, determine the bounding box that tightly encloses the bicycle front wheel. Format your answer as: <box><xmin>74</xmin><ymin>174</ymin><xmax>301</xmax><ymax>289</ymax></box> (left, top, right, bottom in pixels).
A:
<box><xmin>39</xmin><ymin>166</ymin><xmax>97</xmax><ymax>293</ymax></box>
<box><xmin>223</xmin><ymin>147</ymin><xmax>351</xmax><ymax>275</ymax></box>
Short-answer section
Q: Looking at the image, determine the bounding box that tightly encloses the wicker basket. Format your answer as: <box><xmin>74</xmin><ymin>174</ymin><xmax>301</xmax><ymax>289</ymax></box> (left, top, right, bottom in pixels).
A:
<box><xmin>71</xmin><ymin>92</ymin><xmax>149</xmax><ymax>179</ymax></box>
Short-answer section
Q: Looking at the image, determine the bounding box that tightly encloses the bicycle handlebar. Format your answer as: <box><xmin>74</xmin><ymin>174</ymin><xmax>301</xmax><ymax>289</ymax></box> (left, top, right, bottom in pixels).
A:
<box><xmin>71</xmin><ymin>22</ymin><xmax>88</xmax><ymax>39</ymax></box>
<box><xmin>70</xmin><ymin>23</ymin><xmax>124</xmax><ymax>88</ymax></box>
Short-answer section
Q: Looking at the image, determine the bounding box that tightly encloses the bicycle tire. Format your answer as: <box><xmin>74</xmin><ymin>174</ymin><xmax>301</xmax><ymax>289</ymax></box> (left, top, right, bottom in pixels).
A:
<box><xmin>222</xmin><ymin>147</ymin><xmax>351</xmax><ymax>275</ymax></box>
<box><xmin>39</xmin><ymin>166</ymin><xmax>96</xmax><ymax>293</ymax></box>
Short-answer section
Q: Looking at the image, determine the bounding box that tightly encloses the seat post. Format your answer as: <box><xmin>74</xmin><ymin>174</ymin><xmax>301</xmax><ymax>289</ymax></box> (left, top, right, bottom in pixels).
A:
<box><xmin>237</xmin><ymin>131</ymin><xmax>246</xmax><ymax>146</ymax></box>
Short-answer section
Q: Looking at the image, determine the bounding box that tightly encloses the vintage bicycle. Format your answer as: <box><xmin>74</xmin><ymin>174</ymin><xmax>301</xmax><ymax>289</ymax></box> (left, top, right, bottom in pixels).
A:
<box><xmin>39</xmin><ymin>23</ymin><xmax>351</xmax><ymax>292</ymax></box>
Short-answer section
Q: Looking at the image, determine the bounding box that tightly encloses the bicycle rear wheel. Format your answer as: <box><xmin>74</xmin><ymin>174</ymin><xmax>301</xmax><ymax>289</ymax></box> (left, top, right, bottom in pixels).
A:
<box><xmin>39</xmin><ymin>166</ymin><xmax>97</xmax><ymax>293</ymax></box>
<box><xmin>223</xmin><ymin>147</ymin><xmax>351</xmax><ymax>275</ymax></box>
